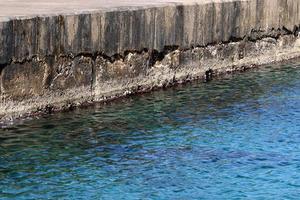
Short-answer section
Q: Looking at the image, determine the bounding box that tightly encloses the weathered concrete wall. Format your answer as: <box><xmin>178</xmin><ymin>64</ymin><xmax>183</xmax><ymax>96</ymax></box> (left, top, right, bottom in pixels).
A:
<box><xmin>1</xmin><ymin>0</ymin><xmax>300</xmax><ymax>120</ymax></box>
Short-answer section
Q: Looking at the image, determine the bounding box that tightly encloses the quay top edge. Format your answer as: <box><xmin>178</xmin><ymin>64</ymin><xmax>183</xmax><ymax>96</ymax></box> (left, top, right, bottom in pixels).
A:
<box><xmin>0</xmin><ymin>0</ymin><xmax>248</xmax><ymax>22</ymax></box>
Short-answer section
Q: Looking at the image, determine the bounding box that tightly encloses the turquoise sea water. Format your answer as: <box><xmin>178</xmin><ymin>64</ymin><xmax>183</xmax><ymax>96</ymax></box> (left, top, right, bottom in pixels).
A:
<box><xmin>1</xmin><ymin>61</ymin><xmax>300</xmax><ymax>199</ymax></box>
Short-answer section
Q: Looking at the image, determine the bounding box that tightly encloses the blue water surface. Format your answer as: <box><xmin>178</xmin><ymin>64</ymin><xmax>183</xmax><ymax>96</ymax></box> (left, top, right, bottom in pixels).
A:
<box><xmin>1</xmin><ymin>61</ymin><xmax>300</xmax><ymax>199</ymax></box>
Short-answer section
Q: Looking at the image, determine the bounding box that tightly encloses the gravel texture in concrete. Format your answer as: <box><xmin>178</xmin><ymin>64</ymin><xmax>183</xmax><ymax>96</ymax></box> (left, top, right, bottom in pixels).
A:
<box><xmin>0</xmin><ymin>0</ymin><xmax>300</xmax><ymax>121</ymax></box>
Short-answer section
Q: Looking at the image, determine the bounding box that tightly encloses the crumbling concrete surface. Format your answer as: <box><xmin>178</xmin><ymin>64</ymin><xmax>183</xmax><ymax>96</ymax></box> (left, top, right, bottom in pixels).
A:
<box><xmin>0</xmin><ymin>0</ymin><xmax>300</xmax><ymax>121</ymax></box>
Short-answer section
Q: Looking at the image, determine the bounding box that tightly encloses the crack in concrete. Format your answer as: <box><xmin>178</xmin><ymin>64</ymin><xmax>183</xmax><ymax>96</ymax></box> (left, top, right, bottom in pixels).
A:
<box><xmin>1</xmin><ymin>26</ymin><xmax>300</xmax><ymax>122</ymax></box>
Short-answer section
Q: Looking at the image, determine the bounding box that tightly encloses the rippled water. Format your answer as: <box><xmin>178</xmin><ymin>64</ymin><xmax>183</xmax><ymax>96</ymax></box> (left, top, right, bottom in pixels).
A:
<box><xmin>1</xmin><ymin>61</ymin><xmax>300</xmax><ymax>199</ymax></box>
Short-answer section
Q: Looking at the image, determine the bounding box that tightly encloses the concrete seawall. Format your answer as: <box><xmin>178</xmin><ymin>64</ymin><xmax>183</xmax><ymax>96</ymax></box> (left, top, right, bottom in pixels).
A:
<box><xmin>1</xmin><ymin>0</ymin><xmax>300</xmax><ymax>120</ymax></box>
